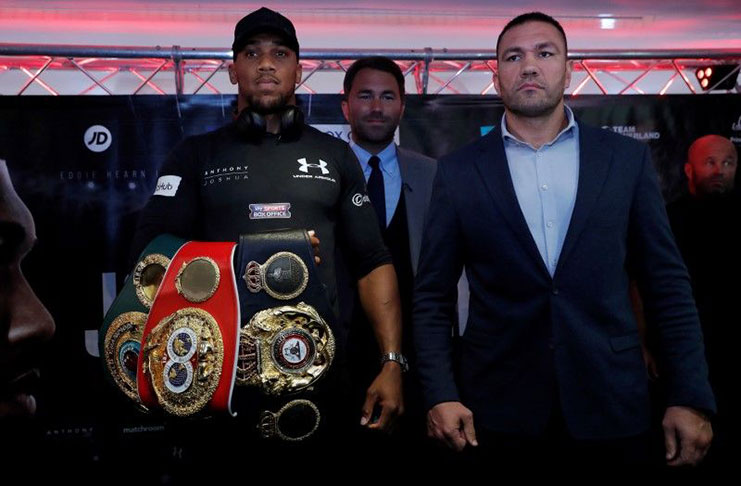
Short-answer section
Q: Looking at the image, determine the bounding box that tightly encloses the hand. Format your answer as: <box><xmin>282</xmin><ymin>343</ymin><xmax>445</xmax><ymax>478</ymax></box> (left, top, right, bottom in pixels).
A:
<box><xmin>427</xmin><ymin>401</ymin><xmax>478</xmax><ymax>452</ymax></box>
<box><xmin>641</xmin><ymin>345</ymin><xmax>659</xmax><ymax>381</ymax></box>
<box><xmin>360</xmin><ymin>361</ymin><xmax>404</xmax><ymax>432</ymax></box>
<box><xmin>308</xmin><ymin>230</ymin><xmax>321</xmax><ymax>265</ymax></box>
<box><xmin>663</xmin><ymin>405</ymin><xmax>713</xmax><ymax>466</ymax></box>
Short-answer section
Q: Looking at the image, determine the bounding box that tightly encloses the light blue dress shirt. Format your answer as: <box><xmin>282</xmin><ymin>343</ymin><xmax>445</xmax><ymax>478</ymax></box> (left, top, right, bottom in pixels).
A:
<box><xmin>350</xmin><ymin>140</ymin><xmax>401</xmax><ymax>228</ymax></box>
<box><xmin>501</xmin><ymin>106</ymin><xmax>580</xmax><ymax>276</ymax></box>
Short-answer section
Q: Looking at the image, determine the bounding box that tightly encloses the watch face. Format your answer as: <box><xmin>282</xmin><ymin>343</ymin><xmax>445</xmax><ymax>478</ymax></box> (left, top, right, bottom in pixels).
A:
<box><xmin>383</xmin><ymin>354</ymin><xmax>408</xmax><ymax>371</ymax></box>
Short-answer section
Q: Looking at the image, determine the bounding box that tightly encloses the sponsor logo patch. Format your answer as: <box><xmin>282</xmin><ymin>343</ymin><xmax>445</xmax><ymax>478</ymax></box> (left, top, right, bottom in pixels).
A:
<box><xmin>202</xmin><ymin>165</ymin><xmax>249</xmax><ymax>186</ymax></box>
<box><xmin>84</xmin><ymin>125</ymin><xmax>112</xmax><ymax>152</ymax></box>
<box><xmin>351</xmin><ymin>193</ymin><xmax>371</xmax><ymax>207</ymax></box>
<box><xmin>602</xmin><ymin>125</ymin><xmax>660</xmax><ymax>141</ymax></box>
<box><xmin>153</xmin><ymin>175</ymin><xmax>182</xmax><ymax>197</ymax></box>
<box><xmin>293</xmin><ymin>157</ymin><xmax>336</xmax><ymax>183</ymax></box>
<box><xmin>249</xmin><ymin>203</ymin><xmax>292</xmax><ymax>219</ymax></box>
<box><xmin>297</xmin><ymin>158</ymin><xmax>330</xmax><ymax>175</ymax></box>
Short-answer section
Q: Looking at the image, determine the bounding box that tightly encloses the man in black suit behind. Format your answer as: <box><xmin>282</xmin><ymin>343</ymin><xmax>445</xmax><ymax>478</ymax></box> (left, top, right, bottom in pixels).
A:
<box><xmin>414</xmin><ymin>12</ymin><xmax>714</xmax><ymax>468</ymax></box>
<box><xmin>340</xmin><ymin>57</ymin><xmax>437</xmax><ymax>441</ymax></box>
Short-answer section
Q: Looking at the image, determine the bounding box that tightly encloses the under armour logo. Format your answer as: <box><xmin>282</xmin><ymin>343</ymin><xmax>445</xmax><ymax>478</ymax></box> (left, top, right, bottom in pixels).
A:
<box><xmin>297</xmin><ymin>158</ymin><xmax>329</xmax><ymax>175</ymax></box>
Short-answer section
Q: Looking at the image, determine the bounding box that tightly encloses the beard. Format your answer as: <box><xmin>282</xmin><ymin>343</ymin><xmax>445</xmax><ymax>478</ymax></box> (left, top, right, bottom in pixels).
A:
<box><xmin>695</xmin><ymin>177</ymin><xmax>735</xmax><ymax>198</ymax></box>
<box><xmin>353</xmin><ymin>116</ymin><xmax>400</xmax><ymax>146</ymax></box>
<box><xmin>246</xmin><ymin>92</ymin><xmax>292</xmax><ymax>115</ymax></box>
<box><xmin>503</xmin><ymin>89</ymin><xmax>562</xmax><ymax>118</ymax></box>
<box><xmin>500</xmin><ymin>73</ymin><xmax>567</xmax><ymax>118</ymax></box>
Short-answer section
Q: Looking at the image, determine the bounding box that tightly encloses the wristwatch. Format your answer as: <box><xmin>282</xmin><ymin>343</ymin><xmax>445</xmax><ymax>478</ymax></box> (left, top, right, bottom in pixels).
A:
<box><xmin>380</xmin><ymin>352</ymin><xmax>409</xmax><ymax>372</ymax></box>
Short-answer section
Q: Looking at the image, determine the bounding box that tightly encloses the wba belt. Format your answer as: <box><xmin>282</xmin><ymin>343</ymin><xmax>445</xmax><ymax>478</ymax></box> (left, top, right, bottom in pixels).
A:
<box><xmin>100</xmin><ymin>230</ymin><xmax>335</xmax><ymax>440</ymax></box>
<box><xmin>235</xmin><ymin>230</ymin><xmax>335</xmax><ymax>396</ymax></box>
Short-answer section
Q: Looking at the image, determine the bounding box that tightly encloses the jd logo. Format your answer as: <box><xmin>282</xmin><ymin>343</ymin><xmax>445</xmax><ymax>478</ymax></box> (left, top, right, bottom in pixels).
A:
<box><xmin>297</xmin><ymin>158</ymin><xmax>329</xmax><ymax>175</ymax></box>
<box><xmin>84</xmin><ymin>125</ymin><xmax>112</xmax><ymax>152</ymax></box>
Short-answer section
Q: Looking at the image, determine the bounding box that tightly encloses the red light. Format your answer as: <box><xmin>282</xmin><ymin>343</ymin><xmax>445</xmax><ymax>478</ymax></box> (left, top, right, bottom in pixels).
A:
<box><xmin>705</xmin><ymin>67</ymin><xmax>713</xmax><ymax>77</ymax></box>
<box><xmin>701</xmin><ymin>78</ymin><xmax>709</xmax><ymax>88</ymax></box>
<box><xmin>697</xmin><ymin>69</ymin><xmax>704</xmax><ymax>79</ymax></box>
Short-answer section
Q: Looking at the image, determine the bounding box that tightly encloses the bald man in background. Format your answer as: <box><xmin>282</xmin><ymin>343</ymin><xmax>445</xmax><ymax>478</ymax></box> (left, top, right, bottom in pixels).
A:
<box><xmin>666</xmin><ymin>135</ymin><xmax>739</xmax><ymax>467</ymax></box>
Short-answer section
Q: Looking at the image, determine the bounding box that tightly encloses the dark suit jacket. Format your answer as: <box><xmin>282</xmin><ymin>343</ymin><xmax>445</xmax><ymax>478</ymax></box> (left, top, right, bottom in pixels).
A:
<box><xmin>340</xmin><ymin>145</ymin><xmax>436</xmax><ymax>344</ymax></box>
<box><xmin>397</xmin><ymin>145</ymin><xmax>437</xmax><ymax>274</ymax></box>
<box><xmin>413</xmin><ymin>121</ymin><xmax>715</xmax><ymax>440</ymax></box>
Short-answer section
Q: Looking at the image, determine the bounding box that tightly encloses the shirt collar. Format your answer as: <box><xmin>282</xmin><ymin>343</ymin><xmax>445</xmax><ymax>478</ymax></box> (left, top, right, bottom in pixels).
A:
<box><xmin>350</xmin><ymin>140</ymin><xmax>398</xmax><ymax>176</ymax></box>
<box><xmin>500</xmin><ymin>105</ymin><xmax>577</xmax><ymax>149</ymax></box>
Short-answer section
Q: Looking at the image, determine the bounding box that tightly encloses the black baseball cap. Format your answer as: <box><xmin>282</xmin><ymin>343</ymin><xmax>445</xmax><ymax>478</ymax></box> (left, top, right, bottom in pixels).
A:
<box><xmin>232</xmin><ymin>7</ymin><xmax>300</xmax><ymax>59</ymax></box>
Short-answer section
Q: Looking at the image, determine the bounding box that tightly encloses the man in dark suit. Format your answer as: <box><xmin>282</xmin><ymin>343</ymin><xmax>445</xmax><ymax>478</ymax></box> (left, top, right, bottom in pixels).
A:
<box><xmin>340</xmin><ymin>57</ymin><xmax>437</xmax><ymax>431</ymax></box>
<box><xmin>414</xmin><ymin>12</ymin><xmax>715</xmax><ymax>467</ymax></box>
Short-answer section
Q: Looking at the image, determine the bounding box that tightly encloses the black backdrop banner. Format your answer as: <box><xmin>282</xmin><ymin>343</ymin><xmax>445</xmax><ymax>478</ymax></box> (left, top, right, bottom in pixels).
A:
<box><xmin>1</xmin><ymin>94</ymin><xmax>740</xmax><ymax>466</ymax></box>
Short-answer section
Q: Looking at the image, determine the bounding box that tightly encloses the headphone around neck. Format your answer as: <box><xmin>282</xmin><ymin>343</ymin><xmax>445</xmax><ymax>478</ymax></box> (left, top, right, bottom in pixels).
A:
<box><xmin>235</xmin><ymin>105</ymin><xmax>304</xmax><ymax>142</ymax></box>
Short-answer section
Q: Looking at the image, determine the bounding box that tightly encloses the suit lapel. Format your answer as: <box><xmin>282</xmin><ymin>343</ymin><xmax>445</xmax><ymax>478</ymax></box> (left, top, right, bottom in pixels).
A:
<box><xmin>474</xmin><ymin>129</ymin><xmax>550</xmax><ymax>277</ymax></box>
<box><xmin>556</xmin><ymin>123</ymin><xmax>612</xmax><ymax>274</ymax></box>
<box><xmin>397</xmin><ymin>147</ymin><xmax>423</xmax><ymax>275</ymax></box>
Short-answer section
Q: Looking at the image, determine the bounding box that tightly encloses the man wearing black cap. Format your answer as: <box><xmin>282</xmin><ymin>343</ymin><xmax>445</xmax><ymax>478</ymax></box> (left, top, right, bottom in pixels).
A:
<box><xmin>131</xmin><ymin>7</ymin><xmax>404</xmax><ymax>444</ymax></box>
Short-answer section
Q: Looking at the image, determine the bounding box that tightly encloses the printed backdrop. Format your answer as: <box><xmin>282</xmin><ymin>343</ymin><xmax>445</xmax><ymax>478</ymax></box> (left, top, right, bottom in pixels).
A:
<box><xmin>1</xmin><ymin>94</ymin><xmax>740</xmax><ymax>466</ymax></box>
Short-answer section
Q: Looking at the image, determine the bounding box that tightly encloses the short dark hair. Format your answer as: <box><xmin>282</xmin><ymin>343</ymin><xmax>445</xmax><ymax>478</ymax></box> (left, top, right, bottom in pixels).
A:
<box><xmin>343</xmin><ymin>56</ymin><xmax>405</xmax><ymax>98</ymax></box>
<box><xmin>496</xmin><ymin>12</ymin><xmax>568</xmax><ymax>59</ymax></box>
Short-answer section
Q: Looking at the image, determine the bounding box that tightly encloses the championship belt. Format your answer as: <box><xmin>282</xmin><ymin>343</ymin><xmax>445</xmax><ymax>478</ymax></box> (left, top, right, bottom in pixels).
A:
<box><xmin>137</xmin><ymin>241</ymin><xmax>240</xmax><ymax>417</ymax></box>
<box><xmin>99</xmin><ymin>234</ymin><xmax>186</xmax><ymax>403</ymax></box>
<box><xmin>237</xmin><ymin>303</ymin><xmax>335</xmax><ymax>395</ymax></box>
<box><xmin>234</xmin><ymin>229</ymin><xmax>337</xmax><ymax>440</ymax></box>
<box><xmin>101</xmin><ymin>230</ymin><xmax>335</xmax><ymax>441</ymax></box>
<box><xmin>234</xmin><ymin>230</ymin><xmax>335</xmax><ymax>392</ymax></box>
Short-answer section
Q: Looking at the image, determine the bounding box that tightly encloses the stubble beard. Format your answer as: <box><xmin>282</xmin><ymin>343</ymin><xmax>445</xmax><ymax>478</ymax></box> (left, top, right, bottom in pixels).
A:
<box><xmin>246</xmin><ymin>91</ymin><xmax>293</xmax><ymax>115</ymax></box>
<box><xmin>696</xmin><ymin>177</ymin><xmax>735</xmax><ymax>198</ymax></box>
<box><xmin>502</xmin><ymin>72</ymin><xmax>567</xmax><ymax>119</ymax></box>
<box><xmin>504</xmin><ymin>88</ymin><xmax>563</xmax><ymax>118</ymax></box>
<box><xmin>354</xmin><ymin>118</ymin><xmax>398</xmax><ymax>147</ymax></box>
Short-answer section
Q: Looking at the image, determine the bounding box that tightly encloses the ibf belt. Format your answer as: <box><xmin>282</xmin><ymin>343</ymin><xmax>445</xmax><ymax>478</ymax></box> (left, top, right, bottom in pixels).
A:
<box><xmin>100</xmin><ymin>234</ymin><xmax>186</xmax><ymax>404</ymax></box>
<box><xmin>137</xmin><ymin>241</ymin><xmax>240</xmax><ymax>417</ymax></box>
